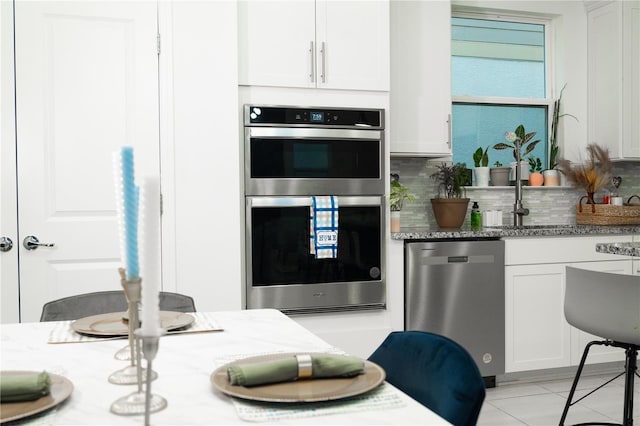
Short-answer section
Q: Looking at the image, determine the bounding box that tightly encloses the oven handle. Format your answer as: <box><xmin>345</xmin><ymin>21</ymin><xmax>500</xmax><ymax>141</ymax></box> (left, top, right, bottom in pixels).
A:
<box><xmin>247</xmin><ymin>196</ymin><xmax>383</xmax><ymax>208</ymax></box>
<box><xmin>246</xmin><ymin>127</ymin><xmax>381</xmax><ymax>140</ymax></box>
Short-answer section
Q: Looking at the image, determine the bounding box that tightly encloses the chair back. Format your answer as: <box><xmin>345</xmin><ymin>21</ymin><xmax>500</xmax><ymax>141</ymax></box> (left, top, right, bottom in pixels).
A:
<box><xmin>368</xmin><ymin>330</ymin><xmax>485</xmax><ymax>426</ymax></box>
<box><xmin>565</xmin><ymin>266</ymin><xmax>640</xmax><ymax>345</ymax></box>
<box><xmin>40</xmin><ymin>290</ymin><xmax>196</xmax><ymax>321</ymax></box>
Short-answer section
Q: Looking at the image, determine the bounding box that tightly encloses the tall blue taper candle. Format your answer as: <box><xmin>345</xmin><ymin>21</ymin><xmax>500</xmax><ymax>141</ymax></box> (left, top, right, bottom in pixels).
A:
<box><xmin>121</xmin><ymin>146</ymin><xmax>139</xmax><ymax>280</ymax></box>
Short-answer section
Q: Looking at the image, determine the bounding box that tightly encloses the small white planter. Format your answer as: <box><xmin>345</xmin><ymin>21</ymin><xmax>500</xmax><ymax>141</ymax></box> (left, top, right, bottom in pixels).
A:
<box><xmin>474</xmin><ymin>167</ymin><xmax>490</xmax><ymax>187</ymax></box>
<box><xmin>542</xmin><ymin>169</ymin><xmax>560</xmax><ymax>186</ymax></box>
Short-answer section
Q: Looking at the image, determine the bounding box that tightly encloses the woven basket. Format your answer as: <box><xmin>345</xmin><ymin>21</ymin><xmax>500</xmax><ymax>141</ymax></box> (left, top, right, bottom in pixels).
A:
<box><xmin>575</xmin><ymin>195</ymin><xmax>640</xmax><ymax>225</ymax></box>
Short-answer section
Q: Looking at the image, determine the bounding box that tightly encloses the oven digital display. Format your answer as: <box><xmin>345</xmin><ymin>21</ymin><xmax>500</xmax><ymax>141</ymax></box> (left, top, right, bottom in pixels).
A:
<box><xmin>310</xmin><ymin>111</ymin><xmax>324</xmax><ymax>123</ymax></box>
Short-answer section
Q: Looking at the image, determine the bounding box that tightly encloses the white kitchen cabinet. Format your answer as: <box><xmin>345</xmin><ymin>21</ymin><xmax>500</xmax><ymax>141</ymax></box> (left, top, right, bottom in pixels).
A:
<box><xmin>505</xmin><ymin>263</ymin><xmax>571</xmax><ymax>372</ymax></box>
<box><xmin>237</xmin><ymin>0</ymin><xmax>389</xmax><ymax>91</ymax></box>
<box><xmin>389</xmin><ymin>0</ymin><xmax>451</xmax><ymax>156</ymax></box>
<box><xmin>504</xmin><ymin>236</ymin><xmax>633</xmax><ymax>373</ymax></box>
<box><xmin>586</xmin><ymin>0</ymin><xmax>640</xmax><ymax>160</ymax></box>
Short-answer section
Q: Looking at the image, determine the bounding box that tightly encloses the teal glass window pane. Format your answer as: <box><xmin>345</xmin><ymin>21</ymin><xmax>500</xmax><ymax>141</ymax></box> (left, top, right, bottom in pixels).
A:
<box><xmin>452</xmin><ymin>17</ymin><xmax>545</xmax><ymax>98</ymax></box>
<box><xmin>452</xmin><ymin>104</ymin><xmax>548</xmax><ymax>170</ymax></box>
<box><xmin>452</xmin><ymin>57</ymin><xmax>545</xmax><ymax>98</ymax></box>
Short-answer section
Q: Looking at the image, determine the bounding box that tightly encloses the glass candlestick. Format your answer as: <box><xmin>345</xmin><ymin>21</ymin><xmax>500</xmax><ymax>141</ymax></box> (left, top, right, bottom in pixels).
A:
<box><xmin>108</xmin><ymin>274</ymin><xmax>157</xmax><ymax>385</ymax></box>
<box><xmin>111</xmin><ymin>331</ymin><xmax>166</xmax><ymax>418</ymax></box>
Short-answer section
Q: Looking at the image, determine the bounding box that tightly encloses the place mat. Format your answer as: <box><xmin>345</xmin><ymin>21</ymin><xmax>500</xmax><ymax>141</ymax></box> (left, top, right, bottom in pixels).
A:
<box><xmin>72</xmin><ymin>311</ymin><xmax>194</xmax><ymax>336</ymax></box>
<box><xmin>209</xmin><ymin>349</ymin><xmax>402</xmax><ymax>422</ymax></box>
<box><xmin>231</xmin><ymin>383</ymin><xmax>404</xmax><ymax>422</ymax></box>
<box><xmin>48</xmin><ymin>312</ymin><xmax>222</xmax><ymax>344</ymax></box>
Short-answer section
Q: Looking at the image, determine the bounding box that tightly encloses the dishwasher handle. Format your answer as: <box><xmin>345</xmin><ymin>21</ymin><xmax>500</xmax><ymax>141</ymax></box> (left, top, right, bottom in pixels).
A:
<box><xmin>417</xmin><ymin>253</ymin><xmax>496</xmax><ymax>266</ymax></box>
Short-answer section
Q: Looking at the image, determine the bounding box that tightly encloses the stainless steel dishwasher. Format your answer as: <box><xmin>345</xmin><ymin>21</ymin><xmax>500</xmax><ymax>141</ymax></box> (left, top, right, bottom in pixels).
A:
<box><xmin>405</xmin><ymin>238</ymin><xmax>505</xmax><ymax>386</ymax></box>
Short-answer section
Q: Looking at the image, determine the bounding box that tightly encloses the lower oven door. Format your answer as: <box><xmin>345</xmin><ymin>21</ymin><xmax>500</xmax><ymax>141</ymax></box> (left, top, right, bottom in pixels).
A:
<box><xmin>245</xmin><ymin>196</ymin><xmax>386</xmax><ymax>314</ymax></box>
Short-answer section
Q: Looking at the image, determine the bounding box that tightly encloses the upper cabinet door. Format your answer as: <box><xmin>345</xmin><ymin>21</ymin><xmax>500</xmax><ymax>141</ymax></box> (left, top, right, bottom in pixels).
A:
<box><xmin>622</xmin><ymin>0</ymin><xmax>640</xmax><ymax>159</ymax></box>
<box><xmin>389</xmin><ymin>0</ymin><xmax>451</xmax><ymax>156</ymax></box>
<box><xmin>315</xmin><ymin>1</ymin><xmax>389</xmax><ymax>91</ymax></box>
<box><xmin>238</xmin><ymin>0</ymin><xmax>316</xmax><ymax>88</ymax></box>
<box><xmin>587</xmin><ymin>0</ymin><xmax>640</xmax><ymax>160</ymax></box>
<box><xmin>238</xmin><ymin>0</ymin><xmax>389</xmax><ymax>91</ymax></box>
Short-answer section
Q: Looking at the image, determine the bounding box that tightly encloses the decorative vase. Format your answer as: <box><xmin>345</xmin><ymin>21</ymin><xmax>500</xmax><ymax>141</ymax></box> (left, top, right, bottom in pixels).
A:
<box><xmin>430</xmin><ymin>198</ymin><xmax>470</xmax><ymax>229</ymax></box>
<box><xmin>529</xmin><ymin>172</ymin><xmax>544</xmax><ymax>186</ymax></box>
<box><xmin>490</xmin><ymin>167</ymin><xmax>511</xmax><ymax>186</ymax></box>
<box><xmin>474</xmin><ymin>167</ymin><xmax>490</xmax><ymax>187</ymax></box>
<box><xmin>542</xmin><ymin>169</ymin><xmax>560</xmax><ymax>186</ymax></box>
<box><xmin>390</xmin><ymin>211</ymin><xmax>401</xmax><ymax>233</ymax></box>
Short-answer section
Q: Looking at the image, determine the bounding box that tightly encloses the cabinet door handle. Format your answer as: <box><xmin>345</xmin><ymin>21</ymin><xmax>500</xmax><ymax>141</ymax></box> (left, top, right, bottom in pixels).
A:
<box><xmin>320</xmin><ymin>41</ymin><xmax>326</xmax><ymax>84</ymax></box>
<box><xmin>309</xmin><ymin>41</ymin><xmax>315</xmax><ymax>83</ymax></box>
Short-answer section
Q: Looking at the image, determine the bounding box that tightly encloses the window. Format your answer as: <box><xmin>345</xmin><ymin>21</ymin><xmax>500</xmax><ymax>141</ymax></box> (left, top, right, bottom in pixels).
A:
<box><xmin>451</xmin><ymin>14</ymin><xmax>552</xmax><ymax>171</ymax></box>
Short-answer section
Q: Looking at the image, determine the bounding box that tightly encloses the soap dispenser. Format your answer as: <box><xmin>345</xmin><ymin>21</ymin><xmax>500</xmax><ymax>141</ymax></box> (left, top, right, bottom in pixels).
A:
<box><xmin>470</xmin><ymin>201</ymin><xmax>481</xmax><ymax>229</ymax></box>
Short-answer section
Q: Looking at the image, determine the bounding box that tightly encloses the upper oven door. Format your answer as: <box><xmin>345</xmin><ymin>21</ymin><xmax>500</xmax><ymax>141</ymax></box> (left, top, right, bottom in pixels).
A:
<box><xmin>244</xmin><ymin>127</ymin><xmax>384</xmax><ymax>196</ymax></box>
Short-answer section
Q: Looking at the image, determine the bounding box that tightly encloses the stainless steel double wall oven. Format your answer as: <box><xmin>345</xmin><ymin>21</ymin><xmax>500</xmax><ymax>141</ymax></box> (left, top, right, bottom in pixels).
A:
<box><xmin>244</xmin><ymin>105</ymin><xmax>386</xmax><ymax>314</ymax></box>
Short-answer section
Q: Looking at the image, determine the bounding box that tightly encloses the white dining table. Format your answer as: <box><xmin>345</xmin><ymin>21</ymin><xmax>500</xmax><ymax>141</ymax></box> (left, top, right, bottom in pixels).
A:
<box><xmin>1</xmin><ymin>308</ymin><xmax>450</xmax><ymax>425</ymax></box>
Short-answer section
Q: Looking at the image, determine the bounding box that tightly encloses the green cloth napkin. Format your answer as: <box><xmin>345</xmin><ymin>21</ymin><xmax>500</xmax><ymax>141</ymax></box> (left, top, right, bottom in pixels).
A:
<box><xmin>227</xmin><ymin>354</ymin><xmax>364</xmax><ymax>387</ymax></box>
<box><xmin>0</xmin><ymin>371</ymin><xmax>51</xmax><ymax>403</ymax></box>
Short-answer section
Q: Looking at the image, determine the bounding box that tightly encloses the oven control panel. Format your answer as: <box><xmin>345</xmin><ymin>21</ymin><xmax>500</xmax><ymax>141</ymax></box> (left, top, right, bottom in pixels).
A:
<box><xmin>245</xmin><ymin>105</ymin><xmax>383</xmax><ymax>128</ymax></box>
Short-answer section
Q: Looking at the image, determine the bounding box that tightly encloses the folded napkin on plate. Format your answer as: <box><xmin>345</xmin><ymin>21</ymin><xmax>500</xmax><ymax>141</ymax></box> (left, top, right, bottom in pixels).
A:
<box><xmin>0</xmin><ymin>371</ymin><xmax>51</xmax><ymax>403</ymax></box>
<box><xmin>227</xmin><ymin>354</ymin><xmax>364</xmax><ymax>387</ymax></box>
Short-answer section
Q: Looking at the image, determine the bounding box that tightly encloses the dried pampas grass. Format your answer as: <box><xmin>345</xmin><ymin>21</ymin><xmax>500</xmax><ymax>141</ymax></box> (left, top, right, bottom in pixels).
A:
<box><xmin>557</xmin><ymin>144</ymin><xmax>612</xmax><ymax>195</ymax></box>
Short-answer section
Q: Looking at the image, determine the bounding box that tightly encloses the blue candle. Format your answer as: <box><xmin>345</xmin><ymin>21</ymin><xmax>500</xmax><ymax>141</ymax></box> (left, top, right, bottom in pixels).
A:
<box><xmin>121</xmin><ymin>147</ymin><xmax>139</xmax><ymax>280</ymax></box>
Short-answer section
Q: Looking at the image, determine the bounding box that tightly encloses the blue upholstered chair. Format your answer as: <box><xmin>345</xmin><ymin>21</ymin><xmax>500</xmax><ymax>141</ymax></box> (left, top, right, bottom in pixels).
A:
<box><xmin>40</xmin><ymin>290</ymin><xmax>196</xmax><ymax>321</ymax></box>
<box><xmin>368</xmin><ymin>330</ymin><xmax>486</xmax><ymax>426</ymax></box>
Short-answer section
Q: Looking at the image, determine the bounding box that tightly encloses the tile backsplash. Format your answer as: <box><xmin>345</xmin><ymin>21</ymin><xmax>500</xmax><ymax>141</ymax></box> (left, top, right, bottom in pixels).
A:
<box><xmin>390</xmin><ymin>158</ymin><xmax>640</xmax><ymax>229</ymax></box>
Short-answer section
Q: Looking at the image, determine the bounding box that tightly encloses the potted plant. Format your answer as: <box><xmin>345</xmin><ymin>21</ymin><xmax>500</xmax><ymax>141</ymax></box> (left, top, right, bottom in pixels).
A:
<box><xmin>430</xmin><ymin>162</ymin><xmax>470</xmax><ymax>228</ymax></box>
<box><xmin>547</xmin><ymin>84</ymin><xmax>577</xmax><ymax>185</ymax></box>
<box><xmin>457</xmin><ymin>162</ymin><xmax>472</xmax><ymax>186</ymax></box>
<box><xmin>389</xmin><ymin>174</ymin><xmax>414</xmax><ymax>232</ymax></box>
<box><xmin>494</xmin><ymin>124</ymin><xmax>540</xmax><ymax>185</ymax></box>
<box><xmin>472</xmin><ymin>146</ymin><xmax>490</xmax><ymax>187</ymax></box>
<box><xmin>557</xmin><ymin>143</ymin><xmax>612</xmax><ymax>209</ymax></box>
<box><xmin>528</xmin><ymin>156</ymin><xmax>544</xmax><ymax>186</ymax></box>
<box><xmin>489</xmin><ymin>160</ymin><xmax>511</xmax><ymax>186</ymax></box>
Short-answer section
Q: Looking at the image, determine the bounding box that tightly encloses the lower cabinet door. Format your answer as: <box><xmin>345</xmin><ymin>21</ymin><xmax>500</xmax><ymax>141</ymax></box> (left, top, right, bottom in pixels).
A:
<box><xmin>505</xmin><ymin>264</ymin><xmax>571</xmax><ymax>373</ymax></box>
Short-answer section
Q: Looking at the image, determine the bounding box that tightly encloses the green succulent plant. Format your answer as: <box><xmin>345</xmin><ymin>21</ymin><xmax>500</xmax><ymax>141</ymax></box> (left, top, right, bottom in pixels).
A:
<box><xmin>473</xmin><ymin>146</ymin><xmax>489</xmax><ymax>168</ymax></box>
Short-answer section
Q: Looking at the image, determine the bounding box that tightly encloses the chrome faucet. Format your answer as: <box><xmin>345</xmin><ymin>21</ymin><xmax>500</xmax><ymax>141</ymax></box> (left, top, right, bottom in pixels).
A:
<box><xmin>513</xmin><ymin>154</ymin><xmax>529</xmax><ymax>227</ymax></box>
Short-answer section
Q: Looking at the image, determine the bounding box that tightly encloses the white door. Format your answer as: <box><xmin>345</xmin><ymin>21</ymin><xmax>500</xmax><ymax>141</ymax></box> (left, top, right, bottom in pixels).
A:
<box><xmin>14</xmin><ymin>1</ymin><xmax>160</xmax><ymax>322</ymax></box>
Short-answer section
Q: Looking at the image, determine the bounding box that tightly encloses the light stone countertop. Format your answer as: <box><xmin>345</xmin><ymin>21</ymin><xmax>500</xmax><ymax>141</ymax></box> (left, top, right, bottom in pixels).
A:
<box><xmin>595</xmin><ymin>242</ymin><xmax>640</xmax><ymax>257</ymax></box>
<box><xmin>392</xmin><ymin>224</ymin><xmax>640</xmax><ymax>240</ymax></box>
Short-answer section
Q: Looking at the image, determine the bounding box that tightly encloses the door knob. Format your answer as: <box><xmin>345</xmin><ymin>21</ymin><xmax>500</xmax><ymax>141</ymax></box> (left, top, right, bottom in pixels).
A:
<box><xmin>0</xmin><ymin>237</ymin><xmax>13</xmax><ymax>252</ymax></box>
<box><xmin>23</xmin><ymin>236</ymin><xmax>55</xmax><ymax>251</ymax></box>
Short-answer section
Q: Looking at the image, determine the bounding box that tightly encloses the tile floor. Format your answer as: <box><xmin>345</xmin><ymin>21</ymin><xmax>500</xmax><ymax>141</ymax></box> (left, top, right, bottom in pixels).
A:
<box><xmin>477</xmin><ymin>371</ymin><xmax>639</xmax><ymax>425</ymax></box>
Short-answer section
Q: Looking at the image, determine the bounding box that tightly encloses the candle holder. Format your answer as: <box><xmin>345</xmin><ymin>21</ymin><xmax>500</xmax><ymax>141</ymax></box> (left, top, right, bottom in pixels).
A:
<box><xmin>108</xmin><ymin>274</ymin><xmax>157</xmax><ymax>385</ymax></box>
<box><xmin>111</xmin><ymin>330</ymin><xmax>167</xmax><ymax>419</ymax></box>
